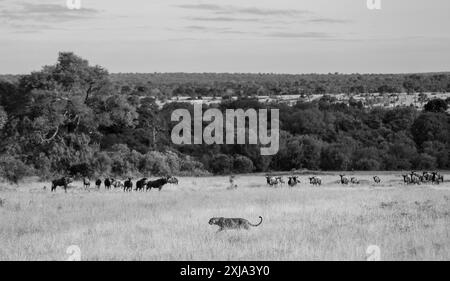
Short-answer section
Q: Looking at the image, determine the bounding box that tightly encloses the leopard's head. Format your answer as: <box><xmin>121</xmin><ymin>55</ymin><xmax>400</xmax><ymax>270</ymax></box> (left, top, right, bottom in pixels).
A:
<box><xmin>209</xmin><ymin>217</ymin><xmax>222</xmax><ymax>225</ymax></box>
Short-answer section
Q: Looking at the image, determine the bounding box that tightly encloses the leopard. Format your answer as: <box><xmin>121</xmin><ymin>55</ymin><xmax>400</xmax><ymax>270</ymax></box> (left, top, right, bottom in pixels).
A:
<box><xmin>208</xmin><ymin>216</ymin><xmax>263</xmax><ymax>232</ymax></box>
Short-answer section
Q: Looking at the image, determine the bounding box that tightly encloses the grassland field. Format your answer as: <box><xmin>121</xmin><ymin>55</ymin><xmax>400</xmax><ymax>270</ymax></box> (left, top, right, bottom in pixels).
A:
<box><xmin>0</xmin><ymin>172</ymin><xmax>449</xmax><ymax>261</ymax></box>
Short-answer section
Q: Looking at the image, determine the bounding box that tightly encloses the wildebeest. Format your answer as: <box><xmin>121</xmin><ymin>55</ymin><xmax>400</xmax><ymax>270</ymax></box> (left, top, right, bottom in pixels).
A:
<box><xmin>339</xmin><ymin>175</ymin><xmax>350</xmax><ymax>185</ymax></box>
<box><xmin>309</xmin><ymin>176</ymin><xmax>322</xmax><ymax>186</ymax></box>
<box><xmin>113</xmin><ymin>180</ymin><xmax>123</xmax><ymax>188</ymax></box>
<box><xmin>402</xmin><ymin>174</ymin><xmax>412</xmax><ymax>184</ymax></box>
<box><xmin>265</xmin><ymin>176</ymin><xmax>277</xmax><ymax>186</ymax></box>
<box><xmin>104</xmin><ymin>178</ymin><xmax>112</xmax><ymax>190</ymax></box>
<box><xmin>95</xmin><ymin>179</ymin><xmax>102</xmax><ymax>189</ymax></box>
<box><xmin>350</xmin><ymin>177</ymin><xmax>360</xmax><ymax>184</ymax></box>
<box><xmin>83</xmin><ymin>178</ymin><xmax>90</xmax><ymax>189</ymax></box>
<box><xmin>146</xmin><ymin>176</ymin><xmax>171</xmax><ymax>191</ymax></box>
<box><xmin>51</xmin><ymin>177</ymin><xmax>73</xmax><ymax>192</ymax></box>
<box><xmin>135</xmin><ymin>178</ymin><xmax>147</xmax><ymax>191</ymax></box>
<box><xmin>373</xmin><ymin>176</ymin><xmax>381</xmax><ymax>184</ymax></box>
<box><xmin>423</xmin><ymin>171</ymin><xmax>432</xmax><ymax>182</ymax></box>
<box><xmin>402</xmin><ymin>173</ymin><xmax>420</xmax><ymax>185</ymax></box>
<box><xmin>124</xmin><ymin>178</ymin><xmax>133</xmax><ymax>192</ymax></box>
<box><xmin>288</xmin><ymin>176</ymin><xmax>300</xmax><ymax>187</ymax></box>
<box><xmin>275</xmin><ymin>176</ymin><xmax>285</xmax><ymax>186</ymax></box>
<box><xmin>410</xmin><ymin>172</ymin><xmax>421</xmax><ymax>185</ymax></box>
<box><xmin>431</xmin><ymin>172</ymin><xmax>444</xmax><ymax>184</ymax></box>
<box><xmin>168</xmin><ymin>177</ymin><xmax>179</xmax><ymax>185</ymax></box>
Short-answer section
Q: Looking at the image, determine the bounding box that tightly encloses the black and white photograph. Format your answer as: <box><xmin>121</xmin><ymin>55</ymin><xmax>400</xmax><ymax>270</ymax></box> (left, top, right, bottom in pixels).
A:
<box><xmin>0</xmin><ymin>0</ymin><xmax>450</xmax><ymax>266</ymax></box>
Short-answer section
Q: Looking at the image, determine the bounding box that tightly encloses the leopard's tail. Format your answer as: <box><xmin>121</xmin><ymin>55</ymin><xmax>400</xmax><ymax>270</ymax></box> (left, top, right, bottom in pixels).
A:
<box><xmin>249</xmin><ymin>216</ymin><xmax>263</xmax><ymax>227</ymax></box>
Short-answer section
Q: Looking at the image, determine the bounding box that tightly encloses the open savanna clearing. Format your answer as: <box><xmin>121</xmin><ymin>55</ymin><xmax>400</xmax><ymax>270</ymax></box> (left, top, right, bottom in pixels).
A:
<box><xmin>0</xmin><ymin>172</ymin><xmax>449</xmax><ymax>261</ymax></box>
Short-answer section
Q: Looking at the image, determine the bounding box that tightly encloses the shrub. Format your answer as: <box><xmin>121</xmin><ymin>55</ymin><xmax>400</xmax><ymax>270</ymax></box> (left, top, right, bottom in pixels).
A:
<box><xmin>233</xmin><ymin>155</ymin><xmax>255</xmax><ymax>173</ymax></box>
<box><xmin>91</xmin><ymin>151</ymin><xmax>112</xmax><ymax>176</ymax></box>
<box><xmin>209</xmin><ymin>154</ymin><xmax>233</xmax><ymax>174</ymax></box>
<box><xmin>353</xmin><ymin>158</ymin><xmax>381</xmax><ymax>171</ymax></box>
<box><xmin>424</xmin><ymin>99</ymin><xmax>448</xmax><ymax>113</ymax></box>
<box><xmin>412</xmin><ymin>153</ymin><xmax>437</xmax><ymax>170</ymax></box>
<box><xmin>0</xmin><ymin>155</ymin><xmax>30</xmax><ymax>184</ymax></box>
<box><xmin>139</xmin><ymin>151</ymin><xmax>171</xmax><ymax>176</ymax></box>
<box><xmin>320</xmin><ymin>146</ymin><xmax>351</xmax><ymax>171</ymax></box>
<box><xmin>68</xmin><ymin>163</ymin><xmax>94</xmax><ymax>178</ymax></box>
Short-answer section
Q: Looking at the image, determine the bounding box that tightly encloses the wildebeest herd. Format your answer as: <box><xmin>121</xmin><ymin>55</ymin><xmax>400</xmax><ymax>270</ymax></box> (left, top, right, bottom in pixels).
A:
<box><xmin>265</xmin><ymin>175</ymin><xmax>323</xmax><ymax>187</ymax></box>
<box><xmin>49</xmin><ymin>171</ymin><xmax>445</xmax><ymax>192</ymax></box>
<box><xmin>266</xmin><ymin>171</ymin><xmax>445</xmax><ymax>187</ymax></box>
<box><xmin>51</xmin><ymin>176</ymin><xmax>179</xmax><ymax>193</ymax></box>
<box><xmin>401</xmin><ymin>171</ymin><xmax>444</xmax><ymax>185</ymax></box>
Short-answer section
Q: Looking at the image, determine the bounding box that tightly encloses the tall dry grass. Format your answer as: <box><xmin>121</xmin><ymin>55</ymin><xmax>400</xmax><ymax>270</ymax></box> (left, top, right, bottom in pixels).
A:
<box><xmin>0</xmin><ymin>173</ymin><xmax>449</xmax><ymax>260</ymax></box>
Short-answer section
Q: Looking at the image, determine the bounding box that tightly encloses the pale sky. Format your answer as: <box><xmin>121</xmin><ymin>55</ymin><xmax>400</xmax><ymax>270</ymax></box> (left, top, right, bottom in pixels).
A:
<box><xmin>0</xmin><ymin>0</ymin><xmax>450</xmax><ymax>74</ymax></box>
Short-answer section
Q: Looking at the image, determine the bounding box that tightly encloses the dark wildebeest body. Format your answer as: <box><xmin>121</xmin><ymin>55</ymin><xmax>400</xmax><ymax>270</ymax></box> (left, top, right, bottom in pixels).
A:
<box><xmin>146</xmin><ymin>177</ymin><xmax>170</xmax><ymax>191</ymax></box>
<box><xmin>51</xmin><ymin>177</ymin><xmax>73</xmax><ymax>193</ymax></box>
<box><xmin>339</xmin><ymin>175</ymin><xmax>350</xmax><ymax>185</ymax></box>
<box><xmin>136</xmin><ymin>178</ymin><xmax>147</xmax><ymax>191</ymax></box>
<box><xmin>288</xmin><ymin>176</ymin><xmax>300</xmax><ymax>187</ymax></box>
<box><xmin>124</xmin><ymin>178</ymin><xmax>133</xmax><ymax>192</ymax></box>
<box><xmin>373</xmin><ymin>176</ymin><xmax>381</xmax><ymax>184</ymax></box>
<box><xmin>104</xmin><ymin>178</ymin><xmax>112</xmax><ymax>190</ymax></box>
<box><xmin>432</xmin><ymin>172</ymin><xmax>444</xmax><ymax>184</ymax></box>
<box><xmin>95</xmin><ymin>179</ymin><xmax>102</xmax><ymax>189</ymax></box>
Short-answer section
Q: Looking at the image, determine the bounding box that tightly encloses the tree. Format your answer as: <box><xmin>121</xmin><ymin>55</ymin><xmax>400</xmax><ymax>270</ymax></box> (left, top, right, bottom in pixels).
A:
<box><xmin>383</xmin><ymin>107</ymin><xmax>417</xmax><ymax>132</ymax></box>
<box><xmin>0</xmin><ymin>106</ymin><xmax>6</xmax><ymax>130</ymax></box>
<box><xmin>411</xmin><ymin>112</ymin><xmax>449</xmax><ymax>146</ymax></box>
<box><xmin>320</xmin><ymin>145</ymin><xmax>351</xmax><ymax>171</ymax></box>
<box><xmin>424</xmin><ymin>99</ymin><xmax>448</xmax><ymax>113</ymax></box>
<box><xmin>16</xmin><ymin>52</ymin><xmax>112</xmax><ymax>145</ymax></box>
<box><xmin>209</xmin><ymin>154</ymin><xmax>233</xmax><ymax>174</ymax></box>
<box><xmin>422</xmin><ymin>141</ymin><xmax>449</xmax><ymax>169</ymax></box>
<box><xmin>233</xmin><ymin>155</ymin><xmax>255</xmax><ymax>173</ymax></box>
<box><xmin>412</xmin><ymin>153</ymin><xmax>437</xmax><ymax>170</ymax></box>
<box><xmin>0</xmin><ymin>155</ymin><xmax>30</xmax><ymax>184</ymax></box>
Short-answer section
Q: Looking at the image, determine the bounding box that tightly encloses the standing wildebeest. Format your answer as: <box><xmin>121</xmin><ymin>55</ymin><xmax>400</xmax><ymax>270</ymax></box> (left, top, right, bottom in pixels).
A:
<box><xmin>373</xmin><ymin>176</ymin><xmax>381</xmax><ymax>184</ymax></box>
<box><xmin>113</xmin><ymin>180</ymin><xmax>124</xmax><ymax>188</ymax></box>
<box><xmin>146</xmin><ymin>176</ymin><xmax>172</xmax><ymax>191</ymax></box>
<box><xmin>438</xmin><ymin>174</ymin><xmax>444</xmax><ymax>184</ymax></box>
<box><xmin>431</xmin><ymin>172</ymin><xmax>444</xmax><ymax>184</ymax></box>
<box><xmin>83</xmin><ymin>178</ymin><xmax>90</xmax><ymax>189</ymax></box>
<box><xmin>423</xmin><ymin>171</ymin><xmax>432</xmax><ymax>182</ymax></box>
<box><xmin>135</xmin><ymin>178</ymin><xmax>147</xmax><ymax>191</ymax></box>
<box><xmin>51</xmin><ymin>177</ymin><xmax>73</xmax><ymax>193</ymax></box>
<box><xmin>104</xmin><ymin>178</ymin><xmax>112</xmax><ymax>190</ymax></box>
<box><xmin>350</xmin><ymin>177</ymin><xmax>360</xmax><ymax>184</ymax></box>
<box><xmin>124</xmin><ymin>178</ymin><xmax>133</xmax><ymax>192</ymax></box>
<box><xmin>309</xmin><ymin>177</ymin><xmax>322</xmax><ymax>186</ymax></box>
<box><xmin>402</xmin><ymin>174</ymin><xmax>412</xmax><ymax>184</ymax></box>
<box><xmin>410</xmin><ymin>172</ymin><xmax>421</xmax><ymax>185</ymax></box>
<box><xmin>265</xmin><ymin>176</ymin><xmax>277</xmax><ymax>186</ymax></box>
<box><xmin>339</xmin><ymin>175</ymin><xmax>350</xmax><ymax>185</ymax></box>
<box><xmin>288</xmin><ymin>176</ymin><xmax>300</xmax><ymax>187</ymax></box>
<box><xmin>95</xmin><ymin>179</ymin><xmax>102</xmax><ymax>189</ymax></box>
<box><xmin>168</xmin><ymin>177</ymin><xmax>179</xmax><ymax>185</ymax></box>
<box><xmin>275</xmin><ymin>176</ymin><xmax>285</xmax><ymax>186</ymax></box>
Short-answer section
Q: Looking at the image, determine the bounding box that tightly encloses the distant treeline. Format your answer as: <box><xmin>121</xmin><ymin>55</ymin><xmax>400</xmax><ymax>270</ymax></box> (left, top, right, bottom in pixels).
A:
<box><xmin>109</xmin><ymin>72</ymin><xmax>450</xmax><ymax>98</ymax></box>
<box><xmin>0</xmin><ymin>53</ymin><xmax>449</xmax><ymax>183</ymax></box>
<box><xmin>3</xmin><ymin>71</ymin><xmax>450</xmax><ymax>99</ymax></box>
